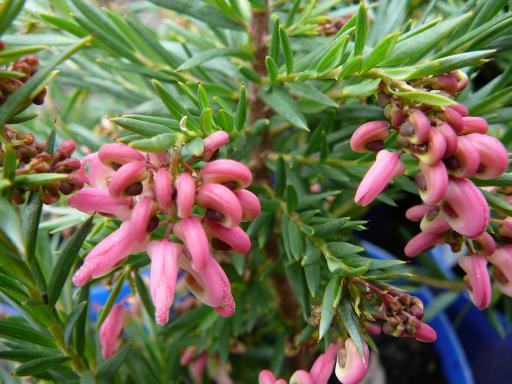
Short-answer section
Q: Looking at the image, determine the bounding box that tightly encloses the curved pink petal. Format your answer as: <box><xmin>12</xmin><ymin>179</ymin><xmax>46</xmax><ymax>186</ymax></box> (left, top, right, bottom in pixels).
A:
<box><xmin>413</xmin><ymin>321</ymin><xmax>437</xmax><ymax>343</ymax></box>
<box><xmin>68</xmin><ymin>188</ymin><xmax>133</xmax><ymax>221</ymax></box>
<box><xmin>441</xmin><ymin>177</ymin><xmax>489</xmax><ymax>238</ymax></box>
<box><xmin>98</xmin><ymin>143</ymin><xmax>145</xmax><ymax>167</ymax></box>
<box><xmin>79</xmin><ymin>153</ymin><xmax>113</xmax><ymax>188</ymax></box>
<box><xmin>462</xmin><ymin>117</ymin><xmax>488</xmax><ymax>135</ymax></box>
<box><xmin>234</xmin><ymin>189</ymin><xmax>261</xmax><ymax>221</ymax></box>
<box><xmin>289</xmin><ymin>370</ymin><xmax>315</xmax><ymax>384</ymax></box>
<box><xmin>174</xmin><ymin>216</ymin><xmax>211</xmax><ymax>271</ymax></box>
<box><xmin>384</xmin><ymin>98</ymin><xmax>403</xmax><ymax>128</ymax></box>
<box><xmin>417</xmin><ymin>161</ymin><xmax>448</xmax><ymax>205</ymax></box>
<box><xmin>196</xmin><ymin>183</ymin><xmax>242</xmax><ymax>228</ymax></box>
<box><xmin>129</xmin><ymin>196</ymin><xmax>156</xmax><ymax>242</ymax></box>
<box><xmin>335</xmin><ymin>339</ymin><xmax>369</xmax><ymax>384</ymax></box>
<box><xmin>100</xmin><ymin>302</ymin><xmax>128</xmax><ymax>359</ymax></box>
<box><xmin>175</xmin><ymin>172</ymin><xmax>196</xmax><ymax>219</ymax></box>
<box><xmin>420</xmin><ymin>210</ymin><xmax>450</xmax><ymax>234</ymax></box>
<box><xmin>148</xmin><ymin>240</ymin><xmax>180</xmax><ymax>324</ymax></box>
<box><xmin>259</xmin><ymin>370</ymin><xmax>278</xmax><ymax>384</ymax></box>
<box><xmin>154</xmin><ymin>168</ymin><xmax>173</xmax><ymax>213</ymax></box>
<box><xmin>108</xmin><ymin>161</ymin><xmax>148</xmax><ymax>198</ymax></box>
<box><xmin>413</xmin><ymin>127</ymin><xmax>446</xmax><ymax>165</ymax></box>
<box><xmin>355</xmin><ymin>150</ymin><xmax>405</xmax><ymax>207</ymax></box>
<box><xmin>465</xmin><ymin>133</ymin><xmax>509</xmax><ymax>180</ymax></box>
<box><xmin>405</xmin><ymin>204</ymin><xmax>433</xmax><ymax>222</ymax></box>
<box><xmin>202</xmin><ymin>131</ymin><xmax>229</xmax><ymax>161</ymax></box>
<box><xmin>450</xmin><ymin>102</ymin><xmax>468</xmax><ymax>117</ymax></box>
<box><xmin>459</xmin><ymin>254</ymin><xmax>492</xmax><ymax>310</ymax></box>
<box><xmin>435</xmin><ymin>122</ymin><xmax>458</xmax><ymax>159</ymax></box>
<box><xmin>488</xmin><ymin>246</ymin><xmax>512</xmax><ymax>297</ymax></box>
<box><xmin>203</xmin><ymin>220</ymin><xmax>251</xmax><ymax>254</ymax></box>
<box><xmin>474</xmin><ymin>232</ymin><xmax>496</xmax><ymax>257</ymax></box>
<box><xmin>399</xmin><ymin>109</ymin><xmax>430</xmax><ymax>144</ymax></box>
<box><xmin>445</xmin><ymin>135</ymin><xmax>480</xmax><ymax>178</ymax></box>
<box><xmin>201</xmin><ymin>159</ymin><xmax>252</xmax><ymax>189</ymax></box>
<box><xmin>350</xmin><ymin>121</ymin><xmax>390</xmax><ymax>153</ymax></box>
<box><xmin>439</xmin><ymin>107</ymin><xmax>463</xmax><ymax>134</ymax></box>
<box><xmin>310</xmin><ymin>344</ymin><xmax>337</xmax><ymax>384</ymax></box>
<box><xmin>404</xmin><ymin>231</ymin><xmax>443</xmax><ymax>257</ymax></box>
<box><xmin>73</xmin><ymin>223</ymin><xmax>145</xmax><ymax>286</ymax></box>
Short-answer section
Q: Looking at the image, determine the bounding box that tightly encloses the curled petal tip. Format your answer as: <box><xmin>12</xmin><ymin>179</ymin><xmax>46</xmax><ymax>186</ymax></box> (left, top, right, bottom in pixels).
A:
<box><xmin>417</xmin><ymin>161</ymin><xmax>448</xmax><ymax>205</ymax></box>
<box><xmin>404</xmin><ymin>231</ymin><xmax>443</xmax><ymax>257</ymax></box>
<box><xmin>154</xmin><ymin>168</ymin><xmax>173</xmax><ymax>213</ymax></box>
<box><xmin>335</xmin><ymin>338</ymin><xmax>369</xmax><ymax>384</ymax></box>
<box><xmin>98</xmin><ymin>143</ymin><xmax>145</xmax><ymax>168</ymax></box>
<box><xmin>201</xmin><ymin>159</ymin><xmax>252</xmax><ymax>189</ymax></box>
<box><xmin>414</xmin><ymin>322</ymin><xmax>437</xmax><ymax>343</ymax></box>
<box><xmin>459</xmin><ymin>255</ymin><xmax>492</xmax><ymax>310</ymax></box>
<box><xmin>462</xmin><ymin>117</ymin><xmax>488</xmax><ymax>135</ymax></box>
<box><xmin>202</xmin><ymin>131</ymin><xmax>229</xmax><ymax>161</ymax></box>
<box><xmin>204</xmin><ymin>220</ymin><xmax>251</xmax><ymax>254</ymax></box>
<box><xmin>350</xmin><ymin>121</ymin><xmax>390</xmax><ymax>153</ymax></box>
<box><xmin>466</xmin><ymin>133</ymin><xmax>508</xmax><ymax>180</ymax></box>
<box><xmin>175</xmin><ymin>172</ymin><xmax>196</xmax><ymax>219</ymax></box>
<box><xmin>259</xmin><ymin>370</ymin><xmax>277</xmax><ymax>384</ymax></box>
<box><xmin>405</xmin><ymin>204</ymin><xmax>433</xmax><ymax>222</ymax></box>
<box><xmin>234</xmin><ymin>189</ymin><xmax>261</xmax><ymax>221</ymax></box>
<box><xmin>174</xmin><ymin>216</ymin><xmax>211</xmax><ymax>271</ymax></box>
<box><xmin>196</xmin><ymin>183</ymin><xmax>242</xmax><ymax>228</ymax></box>
<box><xmin>108</xmin><ymin>161</ymin><xmax>148</xmax><ymax>198</ymax></box>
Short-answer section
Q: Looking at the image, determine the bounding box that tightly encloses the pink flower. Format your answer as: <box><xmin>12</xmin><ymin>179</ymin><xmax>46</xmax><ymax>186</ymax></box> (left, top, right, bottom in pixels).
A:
<box><xmin>413</xmin><ymin>127</ymin><xmax>446</xmax><ymax>165</ymax></box>
<box><xmin>488</xmin><ymin>246</ymin><xmax>512</xmax><ymax>297</ymax></box>
<box><xmin>405</xmin><ymin>204</ymin><xmax>434</xmax><ymax>222</ymax></box>
<box><xmin>73</xmin><ymin>222</ymin><xmax>146</xmax><ymax>286</ymax></box>
<box><xmin>129</xmin><ymin>196</ymin><xmax>156</xmax><ymax>242</ymax></box>
<box><xmin>411</xmin><ymin>321</ymin><xmax>437</xmax><ymax>343</ymax></box>
<box><xmin>202</xmin><ymin>131</ymin><xmax>230</xmax><ymax>161</ymax></box>
<box><xmin>196</xmin><ymin>183</ymin><xmax>243</xmax><ymax>228</ymax></box>
<box><xmin>458</xmin><ymin>255</ymin><xmax>492</xmax><ymax>310</ymax></box>
<box><xmin>201</xmin><ymin>159</ymin><xmax>252</xmax><ymax>189</ymax></box>
<box><xmin>98</xmin><ymin>143</ymin><xmax>145</xmax><ymax>168</ymax></box>
<box><xmin>417</xmin><ymin>161</ymin><xmax>448</xmax><ymax>205</ymax></box>
<box><xmin>335</xmin><ymin>338</ymin><xmax>369</xmax><ymax>384</ymax></box>
<box><xmin>309</xmin><ymin>344</ymin><xmax>337</xmax><ymax>384</ymax></box>
<box><xmin>399</xmin><ymin>109</ymin><xmax>430</xmax><ymax>144</ymax></box>
<box><xmin>179</xmin><ymin>254</ymin><xmax>235</xmax><ymax>317</ymax></box>
<box><xmin>445</xmin><ymin>135</ymin><xmax>480</xmax><ymax>178</ymax></box>
<box><xmin>99</xmin><ymin>302</ymin><xmax>129</xmax><ymax>359</ymax></box>
<box><xmin>259</xmin><ymin>370</ymin><xmax>278</xmax><ymax>384</ymax></box>
<box><xmin>147</xmin><ymin>240</ymin><xmax>181</xmax><ymax>324</ymax></box>
<box><xmin>79</xmin><ymin>153</ymin><xmax>113</xmax><ymax>188</ymax></box>
<box><xmin>289</xmin><ymin>370</ymin><xmax>314</xmax><ymax>384</ymax></box>
<box><xmin>404</xmin><ymin>231</ymin><xmax>443</xmax><ymax>257</ymax></box>
<box><xmin>174</xmin><ymin>216</ymin><xmax>211</xmax><ymax>271</ymax></box>
<box><xmin>420</xmin><ymin>210</ymin><xmax>450</xmax><ymax>234</ymax></box>
<box><xmin>441</xmin><ymin>177</ymin><xmax>489</xmax><ymax>238</ymax></box>
<box><xmin>234</xmin><ymin>189</ymin><xmax>261</xmax><ymax>221</ymax></box>
<box><xmin>450</xmin><ymin>102</ymin><xmax>468</xmax><ymax>117</ymax></box>
<box><xmin>203</xmin><ymin>220</ymin><xmax>251</xmax><ymax>254</ymax></box>
<box><xmin>462</xmin><ymin>117</ymin><xmax>488</xmax><ymax>135</ymax></box>
<box><xmin>434</xmin><ymin>121</ymin><xmax>458</xmax><ymax>158</ymax></box>
<box><xmin>473</xmin><ymin>232</ymin><xmax>496</xmax><ymax>256</ymax></box>
<box><xmin>439</xmin><ymin>106</ymin><xmax>463</xmax><ymax>134</ymax></box>
<box><xmin>108</xmin><ymin>161</ymin><xmax>148</xmax><ymax>198</ymax></box>
<box><xmin>465</xmin><ymin>133</ymin><xmax>509</xmax><ymax>180</ymax></box>
<box><xmin>355</xmin><ymin>150</ymin><xmax>405</xmax><ymax>207</ymax></box>
<box><xmin>350</xmin><ymin>121</ymin><xmax>390</xmax><ymax>153</ymax></box>
<box><xmin>154</xmin><ymin>168</ymin><xmax>173</xmax><ymax>213</ymax></box>
<box><xmin>68</xmin><ymin>188</ymin><xmax>133</xmax><ymax>221</ymax></box>
<box><xmin>175</xmin><ymin>172</ymin><xmax>196</xmax><ymax>219</ymax></box>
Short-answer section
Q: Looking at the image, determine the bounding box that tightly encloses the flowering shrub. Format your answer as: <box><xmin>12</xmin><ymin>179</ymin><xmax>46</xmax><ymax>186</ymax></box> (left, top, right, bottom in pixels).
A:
<box><xmin>0</xmin><ymin>0</ymin><xmax>512</xmax><ymax>383</ymax></box>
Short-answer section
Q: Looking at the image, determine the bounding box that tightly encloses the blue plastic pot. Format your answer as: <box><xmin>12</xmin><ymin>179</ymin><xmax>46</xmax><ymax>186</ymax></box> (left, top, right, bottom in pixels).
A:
<box><xmin>361</xmin><ymin>240</ymin><xmax>474</xmax><ymax>384</ymax></box>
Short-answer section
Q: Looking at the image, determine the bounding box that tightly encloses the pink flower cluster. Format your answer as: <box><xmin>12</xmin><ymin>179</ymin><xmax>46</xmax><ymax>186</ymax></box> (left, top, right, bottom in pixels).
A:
<box><xmin>350</xmin><ymin>71</ymin><xmax>510</xmax><ymax>310</ymax></box>
<box><xmin>259</xmin><ymin>339</ymin><xmax>369</xmax><ymax>384</ymax></box>
<box><xmin>68</xmin><ymin>131</ymin><xmax>260</xmax><ymax>326</ymax></box>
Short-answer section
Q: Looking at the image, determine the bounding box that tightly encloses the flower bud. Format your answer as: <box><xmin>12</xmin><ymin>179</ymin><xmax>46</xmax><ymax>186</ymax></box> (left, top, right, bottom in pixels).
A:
<box><xmin>350</xmin><ymin>121</ymin><xmax>390</xmax><ymax>153</ymax></box>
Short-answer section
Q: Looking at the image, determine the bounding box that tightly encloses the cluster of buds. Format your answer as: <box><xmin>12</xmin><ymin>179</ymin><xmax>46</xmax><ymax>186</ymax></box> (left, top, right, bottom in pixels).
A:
<box><xmin>68</xmin><ymin>130</ymin><xmax>261</xmax><ymax>329</ymax></box>
<box><xmin>259</xmin><ymin>339</ymin><xmax>369</xmax><ymax>384</ymax></box>
<box><xmin>0</xmin><ymin>41</ymin><xmax>47</xmax><ymax>105</ymax></box>
<box><xmin>350</xmin><ymin>70</ymin><xmax>510</xmax><ymax>310</ymax></box>
<box><xmin>1</xmin><ymin>128</ymin><xmax>83</xmax><ymax>204</ymax></box>
<box><xmin>355</xmin><ymin>278</ymin><xmax>436</xmax><ymax>343</ymax></box>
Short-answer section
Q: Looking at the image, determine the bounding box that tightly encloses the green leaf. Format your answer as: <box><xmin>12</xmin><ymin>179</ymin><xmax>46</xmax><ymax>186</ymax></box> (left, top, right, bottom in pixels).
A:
<box><xmin>130</xmin><ymin>132</ymin><xmax>183</xmax><ymax>152</ymax></box>
<box><xmin>259</xmin><ymin>87</ymin><xmax>308</xmax><ymax>130</ymax></box>
<box><xmin>284</xmin><ymin>262</ymin><xmax>309</xmax><ymax>320</ymax></box>
<box><xmin>0</xmin><ymin>0</ymin><xmax>25</xmax><ymax>36</ymax></box>
<box><xmin>315</xmin><ymin>34</ymin><xmax>350</xmax><ymax>73</ymax></box>
<box><xmin>354</xmin><ymin>1</ymin><xmax>368</xmax><ymax>55</ymax></box>
<box><xmin>74</xmin><ymin>285</ymin><xmax>89</xmax><ymax>355</ymax></box>
<box><xmin>197</xmin><ymin>84</ymin><xmax>209</xmax><ymax>110</ymax></box>
<box><xmin>0</xmin><ymin>197</ymin><xmax>25</xmax><ymax>257</ymax></box>
<box><xmin>423</xmin><ymin>291</ymin><xmax>458</xmax><ymax>321</ymax></box>
<box><xmin>152</xmin><ymin>80</ymin><xmax>187</xmax><ymax>120</ymax></box>
<box><xmin>265</xmin><ymin>55</ymin><xmax>279</xmax><ymax>83</ymax></box>
<box><xmin>328</xmin><ymin>242</ymin><xmax>364</xmax><ymax>257</ymax></box>
<box><xmin>338</xmin><ymin>294</ymin><xmax>365</xmax><ymax>357</ymax></box>
<box><xmin>472</xmin><ymin>173</ymin><xmax>512</xmax><ymax>187</ymax></box>
<box><xmin>14</xmin><ymin>173</ymin><xmax>68</xmax><ymax>188</ymax></box>
<box><xmin>235</xmin><ymin>84</ymin><xmax>247</xmax><ymax>130</ymax></box>
<box><xmin>393</xmin><ymin>91</ymin><xmax>455</xmax><ymax>106</ymax></box>
<box><xmin>0</xmin><ymin>349</ymin><xmax>57</xmax><ymax>362</ymax></box>
<box><xmin>482</xmin><ymin>189</ymin><xmax>512</xmax><ymax>216</ymax></box>
<box><xmin>200</xmin><ymin>108</ymin><xmax>214</xmax><ymax>134</ymax></box>
<box><xmin>339</xmin><ymin>55</ymin><xmax>363</xmax><ymax>79</ymax></box>
<box><xmin>48</xmin><ymin>215</ymin><xmax>94</xmax><ymax>306</ymax></box>
<box><xmin>304</xmin><ymin>263</ymin><xmax>320</xmax><ymax>298</ymax></box>
<box><xmin>319</xmin><ymin>274</ymin><xmax>342</xmax><ymax>340</ymax></box>
<box><xmin>287</xmin><ymin>220</ymin><xmax>304</xmax><ymax>260</ymax></box>
<box><xmin>177</xmin><ymin>47</ymin><xmax>250</xmax><ymax>71</ymax></box>
<box><xmin>96</xmin><ymin>269</ymin><xmax>129</xmax><ymax>328</ymax></box>
<box><xmin>0</xmin><ymin>318</ymin><xmax>55</xmax><ymax>348</ymax></box>
<box><xmin>134</xmin><ymin>271</ymin><xmax>155</xmax><ymax>318</ymax></box>
<box><xmin>63</xmin><ymin>302</ymin><xmax>87</xmax><ymax>346</ymax></box>
<box><xmin>381</xmin><ymin>13</ymin><xmax>472</xmax><ymax>66</ymax></box>
<box><xmin>287</xmin><ymin>83</ymin><xmax>337</xmax><ymax>108</ymax></box>
<box><xmin>110</xmin><ymin>117</ymin><xmax>176</xmax><ymax>137</ymax></box>
<box><xmin>285</xmin><ymin>185</ymin><xmax>298</xmax><ymax>212</ymax></box>
<box><xmin>279</xmin><ymin>26</ymin><xmax>294</xmax><ymax>74</ymax></box>
<box><xmin>12</xmin><ymin>356</ymin><xmax>70</xmax><ymax>376</ymax></box>
<box><xmin>183</xmin><ymin>137</ymin><xmax>204</xmax><ymax>157</ymax></box>
<box><xmin>149</xmin><ymin>0</ymin><xmax>243</xmax><ymax>30</ymax></box>
<box><xmin>275</xmin><ymin>156</ymin><xmax>286</xmax><ymax>197</ymax></box>
<box><xmin>0</xmin><ymin>46</ymin><xmax>46</xmax><ymax>64</ymax></box>
<box><xmin>362</xmin><ymin>31</ymin><xmax>399</xmax><ymax>72</ymax></box>
<box><xmin>0</xmin><ymin>36</ymin><xmax>92</xmax><ymax>127</ymax></box>
<box><xmin>269</xmin><ymin>16</ymin><xmax>281</xmax><ymax>62</ymax></box>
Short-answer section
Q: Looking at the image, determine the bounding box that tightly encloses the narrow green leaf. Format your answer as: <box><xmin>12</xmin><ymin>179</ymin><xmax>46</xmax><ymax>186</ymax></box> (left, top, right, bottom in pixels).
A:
<box><xmin>393</xmin><ymin>90</ymin><xmax>455</xmax><ymax>106</ymax></box>
<box><xmin>338</xmin><ymin>294</ymin><xmax>365</xmax><ymax>356</ymax></box>
<box><xmin>287</xmin><ymin>220</ymin><xmax>304</xmax><ymax>260</ymax></box>
<box><xmin>183</xmin><ymin>137</ymin><xmax>204</xmax><ymax>157</ymax></box>
<box><xmin>200</xmin><ymin>108</ymin><xmax>214</xmax><ymax>134</ymax></box>
<box><xmin>0</xmin><ymin>319</ymin><xmax>55</xmax><ymax>348</ymax></box>
<box><xmin>285</xmin><ymin>185</ymin><xmax>298</xmax><ymax>212</ymax></box>
<box><xmin>130</xmin><ymin>132</ymin><xmax>182</xmax><ymax>152</ymax></box>
<box><xmin>12</xmin><ymin>356</ymin><xmax>69</xmax><ymax>376</ymax></box>
<box><xmin>258</xmin><ymin>87</ymin><xmax>308</xmax><ymax>130</ymax></box>
<box><xmin>275</xmin><ymin>156</ymin><xmax>286</xmax><ymax>197</ymax></box>
<box><xmin>197</xmin><ymin>84</ymin><xmax>209</xmax><ymax>110</ymax></box>
<box><xmin>315</xmin><ymin>34</ymin><xmax>350</xmax><ymax>73</ymax></box>
<box><xmin>278</xmin><ymin>25</ymin><xmax>293</xmax><ymax>74</ymax></box>
<box><xmin>482</xmin><ymin>189</ymin><xmax>512</xmax><ymax>216</ymax></box>
<box><xmin>0</xmin><ymin>349</ymin><xmax>57</xmax><ymax>362</ymax></box>
<box><xmin>238</xmin><ymin>66</ymin><xmax>262</xmax><ymax>83</ymax></box>
<box><xmin>134</xmin><ymin>271</ymin><xmax>155</xmax><ymax>318</ymax></box>
<box><xmin>0</xmin><ymin>46</ymin><xmax>46</xmax><ymax>64</ymax></box>
<box><xmin>235</xmin><ymin>84</ymin><xmax>247</xmax><ymax>130</ymax></box>
<box><xmin>96</xmin><ymin>269</ymin><xmax>129</xmax><ymax>328</ymax></box>
<box><xmin>354</xmin><ymin>2</ymin><xmax>368</xmax><ymax>55</ymax></box>
<box><xmin>64</xmin><ymin>302</ymin><xmax>87</xmax><ymax>346</ymax></box>
<box><xmin>339</xmin><ymin>55</ymin><xmax>363</xmax><ymax>79</ymax></box>
<box><xmin>48</xmin><ymin>215</ymin><xmax>94</xmax><ymax>306</ymax></box>
<box><xmin>110</xmin><ymin>117</ymin><xmax>175</xmax><ymax>137</ymax></box>
<box><xmin>287</xmin><ymin>83</ymin><xmax>337</xmax><ymax>108</ymax></box>
<box><xmin>423</xmin><ymin>291</ymin><xmax>458</xmax><ymax>321</ymax></box>
<box><xmin>14</xmin><ymin>173</ymin><xmax>68</xmax><ymax>187</ymax></box>
<box><xmin>177</xmin><ymin>47</ymin><xmax>250</xmax><ymax>71</ymax></box>
<box><xmin>362</xmin><ymin>31</ymin><xmax>399</xmax><ymax>72</ymax></box>
<box><xmin>472</xmin><ymin>173</ymin><xmax>512</xmax><ymax>187</ymax></box>
<box><xmin>269</xmin><ymin>16</ymin><xmax>281</xmax><ymax>62</ymax></box>
<box><xmin>0</xmin><ymin>197</ymin><xmax>25</xmax><ymax>257</ymax></box>
<box><xmin>304</xmin><ymin>263</ymin><xmax>320</xmax><ymax>298</ymax></box>
<box><xmin>265</xmin><ymin>55</ymin><xmax>279</xmax><ymax>83</ymax></box>
<box><xmin>74</xmin><ymin>285</ymin><xmax>89</xmax><ymax>355</ymax></box>
<box><xmin>0</xmin><ymin>0</ymin><xmax>26</xmax><ymax>36</ymax></box>
<box><xmin>319</xmin><ymin>274</ymin><xmax>342</xmax><ymax>340</ymax></box>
